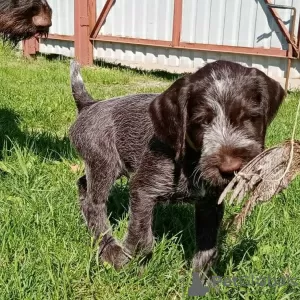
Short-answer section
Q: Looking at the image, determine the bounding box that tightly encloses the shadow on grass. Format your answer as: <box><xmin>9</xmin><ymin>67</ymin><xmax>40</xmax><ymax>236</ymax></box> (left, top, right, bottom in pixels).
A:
<box><xmin>107</xmin><ymin>180</ymin><xmax>258</xmax><ymax>274</ymax></box>
<box><xmin>107</xmin><ymin>178</ymin><xmax>130</xmax><ymax>225</ymax></box>
<box><xmin>43</xmin><ymin>53</ymin><xmax>70</xmax><ymax>62</ymax></box>
<box><xmin>215</xmin><ymin>234</ymin><xmax>258</xmax><ymax>276</ymax></box>
<box><xmin>107</xmin><ymin>180</ymin><xmax>195</xmax><ymax>258</ymax></box>
<box><xmin>94</xmin><ymin>59</ymin><xmax>184</xmax><ymax>81</ymax></box>
<box><xmin>0</xmin><ymin>108</ymin><xmax>76</xmax><ymax>161</ymax></box>
<box><xmin>38</xmin><ymin>52</ymin><xmax>185</xmax><ymax>82</ymax></box>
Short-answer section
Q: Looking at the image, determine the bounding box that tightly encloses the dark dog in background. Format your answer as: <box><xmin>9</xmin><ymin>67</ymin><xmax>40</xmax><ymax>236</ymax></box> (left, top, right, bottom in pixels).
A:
<box><xmin>69</xmin><ymin>60</ymin><xmax>285</xmax><ymax>278</ymax></box>
<box><xmin>0</xmin><ymin>0</ymin><xmax>52</xmax><ymax>44</ymax></box>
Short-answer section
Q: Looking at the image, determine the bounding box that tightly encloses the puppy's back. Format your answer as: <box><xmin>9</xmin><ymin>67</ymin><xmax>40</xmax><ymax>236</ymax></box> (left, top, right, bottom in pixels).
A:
<box><xmin>69</xmin><ymin>92</ymin><xmax>157</xmax><ymax>170</ymax></box>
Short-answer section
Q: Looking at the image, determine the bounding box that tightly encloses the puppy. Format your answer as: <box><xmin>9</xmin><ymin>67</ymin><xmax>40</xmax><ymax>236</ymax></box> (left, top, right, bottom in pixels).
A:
<box><xmin>69</xmin><ymin>60</ymin><xmax>285</xmax><ymax>277</ymax></box>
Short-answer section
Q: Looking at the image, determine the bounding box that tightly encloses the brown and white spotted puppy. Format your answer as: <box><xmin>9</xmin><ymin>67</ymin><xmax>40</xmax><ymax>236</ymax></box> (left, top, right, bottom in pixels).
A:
<box><xmin>69</xmin><ymin>60</ymin><xmax>285</xmax><ymax>279</ymax></box>
<box><xmin>0</xmin><ymin>0</ymin><xmax>52</xmax><ymax>44</ymax></box>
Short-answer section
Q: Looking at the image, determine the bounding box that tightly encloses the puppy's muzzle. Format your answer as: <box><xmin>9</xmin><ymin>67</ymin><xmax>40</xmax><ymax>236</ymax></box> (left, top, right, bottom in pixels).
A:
<box><xmin>218</xmin><ymin>155</ymin><xmax>242</xmax><ymax>179</ymax></box>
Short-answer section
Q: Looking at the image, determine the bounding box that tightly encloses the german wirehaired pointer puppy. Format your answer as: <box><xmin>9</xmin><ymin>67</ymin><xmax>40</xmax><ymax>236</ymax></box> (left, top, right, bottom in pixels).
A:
<box><xmin>0</xmin><ymin>0</ymin><xmax>52</xmax><ymax>44</ymax></box>
<box><xmin>69</xmin><ymin>60</ymin><xmax>285</xmax><ymax>277</ymax></box>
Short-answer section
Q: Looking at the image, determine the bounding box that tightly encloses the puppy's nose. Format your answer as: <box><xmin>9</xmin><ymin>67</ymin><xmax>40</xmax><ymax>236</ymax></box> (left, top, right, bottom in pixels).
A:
<box><xmin>219</xmin><ymin>157</ymin><xmax>242</xmax><ymax>175</ymax></box>
<box><xmin>33</xmin><ymin>15</ymin><xmax>52</xmax><ymax>28</ymax></box>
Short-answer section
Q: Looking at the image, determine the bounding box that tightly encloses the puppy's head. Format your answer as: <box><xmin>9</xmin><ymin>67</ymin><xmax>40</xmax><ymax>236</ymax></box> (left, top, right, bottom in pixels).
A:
<box><xmin>149</xmin><ymin>60</ymin><xmax>285</xmax><ymax>187</ymax></box>
<box><xmin>0</xmin><ymin>0</ymin><xmax>52</xmax><ymax>44</ymax></box>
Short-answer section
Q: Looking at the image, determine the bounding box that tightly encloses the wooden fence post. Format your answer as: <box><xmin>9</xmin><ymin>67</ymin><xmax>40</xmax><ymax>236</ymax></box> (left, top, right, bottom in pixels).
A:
<box><xmin>172</xmin><ymin>0</ymin><xmax>183</xmax><ymax>47</ymax></box>
<box><xmin>23</xmin><ymin>37</ymin><xmax>39</xmax><ymax>57</ymax></box>
<box><xmin>74</xmin><ymin>0</ymin><xmax>96</xmax><ymax>65</ymax></box>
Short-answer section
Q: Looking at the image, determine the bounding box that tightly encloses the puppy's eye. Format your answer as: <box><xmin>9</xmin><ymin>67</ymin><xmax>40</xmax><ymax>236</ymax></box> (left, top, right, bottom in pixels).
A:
<box><xmin>202</xmin><ymin>115</ymin><xmax>213</xmax><ymax>126</ymax></box>
<box><xmin>192</xmin><ymin>112</ymin><xmax>213</xmax><ymax>126</ymax></box>
<box><xmin>250</xmin><ymin>114</ymin><xmax>262</xmax><ymax>122</ymax></box>
<box><xmin>242</xmin><ymin>113</ymin><xmax>261</xmax><ymax>123</ymax></box>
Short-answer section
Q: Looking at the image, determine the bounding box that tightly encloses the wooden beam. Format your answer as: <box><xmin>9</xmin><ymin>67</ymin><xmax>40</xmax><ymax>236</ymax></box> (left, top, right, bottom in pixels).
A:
<box><xmin>47</xmin><ymin>34</ymin><xmax>74</xmax><ymax>41</ymax></box>
<box><xmin>74</xmin><ymin>0</ymin><xmax>94</xmax><ymax>65</ymax></box>
<box><xmin>88</xmin><ymin>0</ymin><xmax>96</xmax><ymax>35</ymax></box>
<box><xmin>264</xmin><ymin>0</ymin><xmax>298</xmax><ymax>56</ymax></box>
<box><xmin>23</xmin><ymin>37</ymin><xmax>39</xmax><ymax>57</ymax></box>
<box><xmin>90</xmin><ymin>0</ymin><xmax>115</xmax><ymax>39</ymax></box>
<box><xmin>172</xmin><ymin>0</ymin><xmax>183</xmax><ymax>46</ymax></box>
<box><xmin>91</xmin><ymin>35</ymin><xmax>289</xmax><ymax>58</ymax></box>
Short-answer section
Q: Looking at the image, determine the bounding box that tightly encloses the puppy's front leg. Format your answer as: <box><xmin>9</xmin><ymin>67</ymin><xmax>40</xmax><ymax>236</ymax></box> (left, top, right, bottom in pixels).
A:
<box><xmin>192</xmin><ymin>200</ymin><xmax>224</xmax><ymax>281</ymax></box>
<box><xmin>123</xmin><ymin>151</ymin><xmax>174</xmax><ymax>257</ymax></box>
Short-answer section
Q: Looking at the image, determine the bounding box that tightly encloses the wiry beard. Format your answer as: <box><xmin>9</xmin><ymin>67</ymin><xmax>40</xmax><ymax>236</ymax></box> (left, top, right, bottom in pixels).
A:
<box><xmin>1</xmin><ymin>30</ymin><xmax>49</xmax><ymax>46</ymax></box>
<box><xmin>0</xmin><ymin>17</ymin><xmax>49</xmax><ymax>45</ymax></box>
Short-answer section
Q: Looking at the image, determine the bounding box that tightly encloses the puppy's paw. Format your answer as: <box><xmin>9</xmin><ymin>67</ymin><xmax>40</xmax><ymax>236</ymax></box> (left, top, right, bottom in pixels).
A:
<box><xmin>124</xmin><ymin>234</ymin><xmax>155</xmax><ymax>257</ymax></box>
<box><xmin>192</xmin><ymin>248</ymin><xmax>217</xmax><ymax>283</ymax></box>
<box><xmin>99</xmin><ymin>239</ymin><xmax>132</xmax><ymax>270</ymax></box>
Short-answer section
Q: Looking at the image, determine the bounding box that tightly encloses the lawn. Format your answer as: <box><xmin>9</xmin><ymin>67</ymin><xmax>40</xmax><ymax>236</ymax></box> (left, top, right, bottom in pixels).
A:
<box><xmin>0</xmin><ymin>44</ymin><xmax>300</xmax><ymax>300</ymax></box>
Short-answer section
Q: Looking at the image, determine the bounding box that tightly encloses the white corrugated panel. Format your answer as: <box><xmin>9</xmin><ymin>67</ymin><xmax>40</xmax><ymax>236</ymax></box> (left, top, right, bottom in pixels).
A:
<box><xmin>38</xmin><ymin>0</ymin><xmax>74</xmax><ymax>57</ymax></box>
<box><xmin>40</xmin><ymin>40</ymin><xmax>75</xmax><ymax>57</ymax></box>
<box><xmin>93</xmin><ymin>41</ymin><xmax>295</xmax><ymax>78</ymax></box>
<box><xmin>47</xmin><ymin>0</ymin><xmax>74</xmax><ymax>35</ymax></box>
<box><xmin>38</xmin><ymin>0</ymin><xmax>300</xmax><ymax>81</ymax></box>
<box><xmin>181</xmin><ymin>0</ymin><xmax>300</xmax><ymax>50</ymax></box>
<box><xmin>96</xmin><ymin>0</ymin><xmax>174</xmax><ymax>40</ymax></box>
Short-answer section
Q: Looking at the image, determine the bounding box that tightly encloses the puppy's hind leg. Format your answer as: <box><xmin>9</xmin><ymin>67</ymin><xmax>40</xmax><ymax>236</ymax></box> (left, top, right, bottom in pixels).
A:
<box><xmin>81</xmin><ymin>158</ymin><xmax>131</xmax><ymax>270</ymax></box>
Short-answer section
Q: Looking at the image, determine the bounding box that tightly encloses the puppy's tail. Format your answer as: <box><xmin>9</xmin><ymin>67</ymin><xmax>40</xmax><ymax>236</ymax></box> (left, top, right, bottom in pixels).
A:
<box><xmin>70</xmin><ymin>60</ymin><xmax>95</xmax><ymax>112</ymax></box>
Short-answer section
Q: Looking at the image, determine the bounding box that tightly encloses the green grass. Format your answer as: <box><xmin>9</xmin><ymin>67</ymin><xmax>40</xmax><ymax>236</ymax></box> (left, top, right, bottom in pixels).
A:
<box><xmin>0</xmin><ymin>44</ymin><xmax>300</xmax><ymax>300</ymax></box>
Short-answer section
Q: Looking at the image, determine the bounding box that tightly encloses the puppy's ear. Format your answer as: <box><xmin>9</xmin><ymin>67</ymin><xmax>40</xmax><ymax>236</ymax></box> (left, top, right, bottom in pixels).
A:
<box><xmin>149</xmin><ymin>76</ymin><xmax>190</xmax><ymax>161</ymax></box>
<box><xmin>258</xmin><ymin>71</ymin><xmax>286</xmax><ymax>125</ymax></box>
